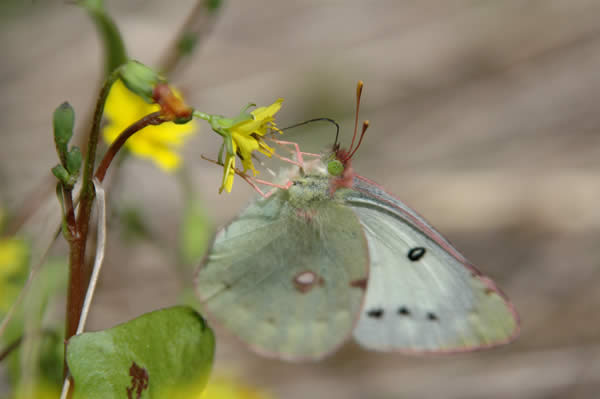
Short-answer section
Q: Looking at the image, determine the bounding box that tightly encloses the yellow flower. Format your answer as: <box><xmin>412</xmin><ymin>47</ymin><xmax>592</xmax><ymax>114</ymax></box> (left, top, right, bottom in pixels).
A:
<box><xmin>200</xmin><ymin>375</ymin><xmax>272</xmax><ymax>399</ymax></box>
<box><xmin>103</xmin><ymin>79</ymin><xmax>197</xmax><ymax>172</ymax></box>
<box><xmin>218</xmin><ymin>99</ymin><xmax>283</xmax><ymax>193</ymax></box>
<box><xmin>0</xmin><ymin>237</ymin><xmax>28</xmax><ymax>313</ymax></box>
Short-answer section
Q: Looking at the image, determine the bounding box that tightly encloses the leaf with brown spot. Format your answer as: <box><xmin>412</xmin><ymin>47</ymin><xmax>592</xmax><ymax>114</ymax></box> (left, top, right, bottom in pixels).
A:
<box><xmin>67</xmin><ymin>306</ymin><xmax>214</xmax><ymax>398</ymax></box>
<box><xmin>126</xmin><ymin>362</ymin><xmax>149</xmax><ymax>399</ymax></box>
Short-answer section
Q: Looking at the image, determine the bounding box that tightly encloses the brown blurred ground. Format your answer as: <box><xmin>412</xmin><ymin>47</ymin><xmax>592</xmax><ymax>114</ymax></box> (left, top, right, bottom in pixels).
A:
<box><xmin>2</xmin><ymin>0</ymin><xmax>600</xmax><ymax>398</ymax></box>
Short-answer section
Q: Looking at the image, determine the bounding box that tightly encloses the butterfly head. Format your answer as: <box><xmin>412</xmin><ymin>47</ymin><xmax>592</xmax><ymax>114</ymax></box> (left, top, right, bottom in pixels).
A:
<box><xmin>327</xmin><ymin>158</ymin><xmax>345</xmax><ymax>177</ymax></box>
<box><xmin>325</xmin><ymin>81</ymin><xmax>370</xmax><ymax>186</ymax></box>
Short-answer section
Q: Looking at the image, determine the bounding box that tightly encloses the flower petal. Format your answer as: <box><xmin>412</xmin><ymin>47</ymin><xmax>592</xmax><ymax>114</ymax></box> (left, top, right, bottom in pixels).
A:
<box><xmin>230</xmin><ymin>98</ymin><xmax>283</xmax><ymax>137</ymax></box>
<box><xmin>251</xmin><ymin>98</ymin><xmax>283</xmax><ymax>121</ymax></box>
<box><xmin>220</xmin><ymin>142</ymin><xmax>238</xmax><ymax>193</ymax></box>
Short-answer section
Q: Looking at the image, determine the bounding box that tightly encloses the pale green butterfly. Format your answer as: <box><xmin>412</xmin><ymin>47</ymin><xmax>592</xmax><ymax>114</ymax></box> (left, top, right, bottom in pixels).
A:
<box><xmin>195</xmin><ymin>82</ymin><xmax>519</xmax><ymax>361</ymax></box>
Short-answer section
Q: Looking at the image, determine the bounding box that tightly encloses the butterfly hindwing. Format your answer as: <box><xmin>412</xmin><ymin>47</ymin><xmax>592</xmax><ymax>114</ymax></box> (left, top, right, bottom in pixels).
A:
<box><xmin>346</xmin><ymin>176</ymin><xmax>519</xmax><ymax>352</ymax></box>
<box><xmin>196</xmin><ymin>188</ymin><xmax>369</xmax><ymax>360</ymax></box>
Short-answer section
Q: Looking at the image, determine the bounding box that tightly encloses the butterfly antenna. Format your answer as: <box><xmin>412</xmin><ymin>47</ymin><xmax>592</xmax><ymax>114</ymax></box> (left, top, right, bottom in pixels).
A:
<box><xmin>347</xmin><ymin>80</ymin><xmax>364</xmax><ymax>159</ymax></box>
<box><xmin>281</xmin><ymin>118</ymin><xmax>340</xmax><ymax>146</ymax></box>
<box><xmin>348</xmin><ymin>120</ymin><xmax>369</xmax><ymax>159</ymax></box>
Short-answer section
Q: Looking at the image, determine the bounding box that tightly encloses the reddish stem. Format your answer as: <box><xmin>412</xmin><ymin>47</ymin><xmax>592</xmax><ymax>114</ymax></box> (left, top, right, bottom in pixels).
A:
<box><xmin>95</xmin><ymin>112</ymin><xmax>164</xmax><ymax>182</ymax></box>
<box><xmin>62</xmin><ymin>186</ymin><xmax>78</xmax><ymax>238</ymax></box>
<box><xmin>64</xmin><ymin>69</ymin><xmax>118</xmax><ymax>379</ymax></box>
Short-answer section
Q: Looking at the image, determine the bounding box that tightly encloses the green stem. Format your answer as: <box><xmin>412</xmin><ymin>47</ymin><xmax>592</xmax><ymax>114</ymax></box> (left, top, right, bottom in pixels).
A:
<box><xmin>0</xmin><ymin>335</ymin><xmax>22</xmax><ymax>363</ymax></box>
<box><xmin>192</xmin><ymin>110</ymin><xmax>211</xmax><ymax>121</ymax></box>
<box><xmin>82</xmin><ymin>1</ymin><xmax>128</xmax><ymax>75</ymax></box>
<box><xmin>0</xmin><ymin>329</ymin><xmax>57</xmax><ymax>364</ymax></box>
<box><xmin>64</xmin><ymin>68</ymin><xmax>119</xmax><ymax>375</ymax></box>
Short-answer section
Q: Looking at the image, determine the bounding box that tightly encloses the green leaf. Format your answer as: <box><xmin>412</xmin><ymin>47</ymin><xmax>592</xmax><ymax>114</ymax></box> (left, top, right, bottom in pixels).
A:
<box><xmin>66</xmin><ymin>146</ymin><xmax>82</xmax><ymax>175</ymax></box>
<box><xmin>67</xmin><ymin>306</ymin><xmax>215</xmax><ymax>399</ymax></box>
<box><xmin>51</xmin><ymin>164</ymin><xmax>75</xmax><ymax>187</ymax></box>
<box><xmin>53</xmin><ymin>102</ymin><xmax>75</xmax><ymax>163</ymax></box>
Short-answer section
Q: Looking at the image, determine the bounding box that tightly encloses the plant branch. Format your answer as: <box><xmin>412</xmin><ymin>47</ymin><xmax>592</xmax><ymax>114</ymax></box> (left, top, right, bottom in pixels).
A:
<box><xmin>60</xmin><ymin>177</ymin><xmax>107</xmax><ymax>399</ymax></box>
<box><xmin>65</xmin><ymin>68</ymin><xmax>119</xmax><ymax>358</ymax></box>
<box><xmin>0</xmin><ymin>329</ymin><xmax>59</xmax><ymax>364</ymax></box>
<box><xmin>94</xmin><ymin>112</ymin><xmax>165</xmax><ymax>182</ymax></box>
<box><xmin>0</xmin><ymin>336</ymin><xmax>22</xmax><ymax>363</ymax></box>
<box><xmin>3</xmin><ymin>1</ymin><xmax>220</xmax><ymax>238</ymax></box>
<box><xmin>158</xmin><ymin>0</ymin><xmax>222</xmax><ymax>76</ymax></box>
<box><xmin>61</xmin><ymin>186</ymin><xmax>77</xmax><ymax>239</ymax></box>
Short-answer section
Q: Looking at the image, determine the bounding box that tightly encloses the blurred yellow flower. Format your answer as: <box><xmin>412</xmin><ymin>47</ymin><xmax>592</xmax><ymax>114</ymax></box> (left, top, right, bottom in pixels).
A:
<box><xmin>219</xmin><ymin>99</ymin><xmax>283</xmax><ymax>193</ymax></box>
<box><xmin>12</xmin><ymin>382</ymin><xmax>61</xmax><ymax>399</ymax></box>
<box><xmin>0</xmin><ymin>237</ymin><xmax>28</xmax><ymax>313</ymax></box>
<box><xmin>200</xmin><ymin>375</ymin><xmax>272</xmax><ymax>399</ymax></box>
<box><xmin>103</xmin><ymin>79</ymin><xmax>197</xmax><ymax>172</ymax></box>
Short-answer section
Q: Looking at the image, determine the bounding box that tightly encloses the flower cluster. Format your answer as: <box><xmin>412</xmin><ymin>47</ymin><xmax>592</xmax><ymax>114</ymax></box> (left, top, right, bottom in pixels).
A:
<box><xmin>209</xmin><ymin>99</ymin><xmax>283</xmax><ymax>193</ymax></box>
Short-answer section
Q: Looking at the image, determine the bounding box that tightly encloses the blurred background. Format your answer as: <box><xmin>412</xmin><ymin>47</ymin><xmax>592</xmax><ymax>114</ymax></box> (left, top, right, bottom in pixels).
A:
<box><xmin>2</xmin><ymin>0</ymin><xmax>600</xmax><ymax>398</ymax></box>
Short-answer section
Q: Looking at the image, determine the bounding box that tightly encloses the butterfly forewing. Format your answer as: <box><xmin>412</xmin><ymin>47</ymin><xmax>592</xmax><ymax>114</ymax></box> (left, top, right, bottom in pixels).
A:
<box><xmin>196</xmin><ymin>186</ymin><xmax>369</xmax><ymax>360</ymax></box>
<box><xmin>346</xmin><ymin>176</ymin><xmax>519</xmax><ymax>352</ymax></box>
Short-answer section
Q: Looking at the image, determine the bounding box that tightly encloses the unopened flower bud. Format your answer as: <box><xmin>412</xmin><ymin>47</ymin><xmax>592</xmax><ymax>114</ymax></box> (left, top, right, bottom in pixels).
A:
<box><xmin>119</xmin><ymin>60</ymin><xmax>164</xmax><ymax>103</ymax></box>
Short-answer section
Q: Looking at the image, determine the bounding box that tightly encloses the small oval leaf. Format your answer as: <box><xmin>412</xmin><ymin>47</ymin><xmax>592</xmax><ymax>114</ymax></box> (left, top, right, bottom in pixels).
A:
<box><xmin>67</xmin><ymin>306</ymin><xmax>214</xmax><ymax>399</ymax></box>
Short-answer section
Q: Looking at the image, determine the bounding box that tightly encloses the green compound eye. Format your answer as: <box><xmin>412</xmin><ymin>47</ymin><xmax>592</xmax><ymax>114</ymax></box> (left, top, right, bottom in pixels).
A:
<box><xmin>327</xmin><ymin>159</ymin><xmax>344</xmax><ymax>176</ymax></box>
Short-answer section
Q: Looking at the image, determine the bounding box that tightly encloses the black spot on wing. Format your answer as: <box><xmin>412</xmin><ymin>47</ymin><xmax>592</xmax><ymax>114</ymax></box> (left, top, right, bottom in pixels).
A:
<box><xmin>397</xmin><ymin>306</ymin><xmax>411</xmax><ymax>316</ymax></box>
<box><xmin>367</xmin><ymin>308</ymin><xmax>384</xmax><ymax>319</ymax></box>
<box><xmin>427</xmin><ymin>312</ymin><xmax>438</xmax><ymax>321</ymax></box>
<box><xmin>408</xmin><ymin>247</ymin><xmax>426</xmax><ymax>261</ymax></box>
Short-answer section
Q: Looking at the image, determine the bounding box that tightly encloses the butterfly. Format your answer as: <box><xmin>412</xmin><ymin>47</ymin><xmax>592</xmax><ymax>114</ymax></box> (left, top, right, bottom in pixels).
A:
<box><xmin>195</xmin><ymin>82</ymin><xmax>519</xmax><ymax>361</ymax></box>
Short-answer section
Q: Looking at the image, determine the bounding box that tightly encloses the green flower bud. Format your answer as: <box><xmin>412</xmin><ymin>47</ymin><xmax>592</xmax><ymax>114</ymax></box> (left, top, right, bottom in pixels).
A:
<box><xmin>119</xmin><ymin>60</ymin><xmax>164</xmax><ymax>103</ymax></box>
<box><xmin>53</xmin><ymin>102</ymin><xmax>75</xmax><ymax>162</ymax></box>
<box><xmin>66</xmin><ymin>146</ymin><xmax>82</xmax><ymax>175</ymax></box>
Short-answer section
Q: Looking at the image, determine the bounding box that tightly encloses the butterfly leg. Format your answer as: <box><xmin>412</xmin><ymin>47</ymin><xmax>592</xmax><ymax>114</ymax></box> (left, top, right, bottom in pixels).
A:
<box><xmin>250</xmin><ymin>178</ymin><xmax>293</xmax><ymax>198</ymax></box>
<box><xmin>200</xmin><ymin>155</ymin><xmax>291</xmax><ymax>198</ymax></box>
<box><xmin>267</xmin><ymin>137</ymin><xmax>321</xmax><ymax>169</ymax></box>
<box><xmin>235</xmin><ymin>172</ymin><xmax>293</xmax><ymax>198</ymax></box>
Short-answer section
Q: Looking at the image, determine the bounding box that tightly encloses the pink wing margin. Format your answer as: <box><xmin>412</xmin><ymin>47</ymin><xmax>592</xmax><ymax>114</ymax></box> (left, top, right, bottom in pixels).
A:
<box><xmin>349</xmin><ymin>174</ymin><xmax>521</xmax><ymax>353</ymax></box>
